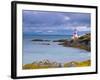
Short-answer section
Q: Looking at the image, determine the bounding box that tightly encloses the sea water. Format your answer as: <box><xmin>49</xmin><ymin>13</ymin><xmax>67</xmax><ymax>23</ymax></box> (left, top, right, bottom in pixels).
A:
<box><xmin>23</xmin><ymin>35</ymin><xmax>90</xmax><ymax>64</ymax></box>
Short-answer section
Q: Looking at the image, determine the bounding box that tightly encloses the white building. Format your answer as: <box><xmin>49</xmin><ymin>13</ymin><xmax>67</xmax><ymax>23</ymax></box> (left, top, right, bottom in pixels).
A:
<box><xmin>72</xmin><ymin>29</ymin><xmax>78</xmax><ymax>40</ymax></box>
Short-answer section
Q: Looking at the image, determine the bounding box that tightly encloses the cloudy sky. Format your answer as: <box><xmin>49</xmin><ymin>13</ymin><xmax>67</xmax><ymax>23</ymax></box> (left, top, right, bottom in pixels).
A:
<box><xmin>23</xmin><ymin>10</ymin><xmax>91</xmax><ymax>35</ymax></box>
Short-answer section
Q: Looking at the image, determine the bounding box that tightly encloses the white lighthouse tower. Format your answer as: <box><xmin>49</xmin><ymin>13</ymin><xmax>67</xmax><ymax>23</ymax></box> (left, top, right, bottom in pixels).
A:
<box><xmin>72</xmin><ymin>28</ymin><xmax>78</xmax><ymax>40</ymax></box>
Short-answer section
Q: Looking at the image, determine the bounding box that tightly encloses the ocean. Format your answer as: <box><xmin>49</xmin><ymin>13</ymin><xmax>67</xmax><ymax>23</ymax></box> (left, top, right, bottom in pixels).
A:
<box><xmin>22</xmin><ymin>35</ymin><xmax>90</xmax><ymax>64</ymax></box>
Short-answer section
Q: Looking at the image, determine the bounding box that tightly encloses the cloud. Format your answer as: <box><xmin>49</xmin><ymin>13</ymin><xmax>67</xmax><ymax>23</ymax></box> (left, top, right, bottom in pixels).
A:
<box><xmin>47</xmin><ymin>30</ymin><xmax>54</xmax><ymax>33</ymax></box>
<box><xmin>64</xmin><ymin>16</ymin><xmax>70</xmax><ymax>20</ymax></box>
<box><xmin>23</xmin><ymin>24</ymin><xmax>90</xmax><ymax>33</ymax></box>
<box><xmin>23</xmin><ymin>10</ymin><xmax>90</xmax><ymax>35</ymax></box>
<box><xmin>35</xmin><ymin>30</ymin><xmax>43</xmax><ymax>33</ymax></box>
<box><xmin>76</xmin><ymin>26</ymin><xmax>90</xmax><ymax>31</ymax></box>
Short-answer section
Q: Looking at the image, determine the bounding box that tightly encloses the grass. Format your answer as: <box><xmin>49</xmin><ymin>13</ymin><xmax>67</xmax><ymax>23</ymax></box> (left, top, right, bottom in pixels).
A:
<box><xmin>64</xmin><ymin>60</ymin><xmax>91</xmax><ymax>67</ymax></box>
<box><xmin>23</xmin><ymin>60</ymin><xmax>91</xmax><ymax>69</ymax></box>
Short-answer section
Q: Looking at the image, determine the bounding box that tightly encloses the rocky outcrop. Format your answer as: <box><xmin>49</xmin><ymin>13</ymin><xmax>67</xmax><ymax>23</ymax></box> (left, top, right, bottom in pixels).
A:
<box><xmin>58</xmin><ymin>33</ymin><xmax>91</xmax><ymax>51</ymax></box>
<box><xmin>32</xmin><ymin>39</ymin><xmax>50</xmax><ymax>42</ymax></box>
<box><xmin>23</xmin><ymin>59</ymin><xmax>91</xmax><ymax>69</ymax></box>
<box><xmin>23</xmin><ymin>59</ymin><xmax>62</xmax><ymax>69</ymax></box>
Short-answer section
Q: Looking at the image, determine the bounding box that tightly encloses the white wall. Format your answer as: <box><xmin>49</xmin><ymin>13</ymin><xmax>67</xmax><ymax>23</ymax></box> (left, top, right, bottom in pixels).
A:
<box><xmin>0</xmin><ymin>0</ymin><xmax>99</xmax><ymax>80</ymax></box>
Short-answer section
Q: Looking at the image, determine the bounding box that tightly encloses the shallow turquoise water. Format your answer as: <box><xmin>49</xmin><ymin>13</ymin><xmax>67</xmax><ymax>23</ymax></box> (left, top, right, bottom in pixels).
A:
<box><xmin>23</xmin><ymin>35</ymin><xmax>90</xmax><ymax>64</ymax></box>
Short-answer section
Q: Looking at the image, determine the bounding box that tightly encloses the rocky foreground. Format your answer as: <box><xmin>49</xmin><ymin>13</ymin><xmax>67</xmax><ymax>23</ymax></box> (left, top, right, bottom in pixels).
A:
<box><xmin>23</xmin><ymin>59</ymin><xmax>91</xmax><ymax>69</ymax></box>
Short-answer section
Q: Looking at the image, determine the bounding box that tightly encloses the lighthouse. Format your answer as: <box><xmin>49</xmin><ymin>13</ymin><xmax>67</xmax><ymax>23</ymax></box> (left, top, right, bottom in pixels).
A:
<box><xmin>72</xmin><ymin>28</ymin><xmax>78</xmax><ymax>40</ymax></box>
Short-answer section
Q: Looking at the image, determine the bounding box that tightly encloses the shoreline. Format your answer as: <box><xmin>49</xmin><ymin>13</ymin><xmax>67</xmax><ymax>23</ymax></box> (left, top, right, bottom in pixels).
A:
<box><xmin>31</xmin><ymin>33</ymin><xmax>91</xmax><ymax>51</ymax></box>
<box><xmin>52</xmin><ymin>33</ymin><xmax>91</xmax><ymax>51</ymax></box>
